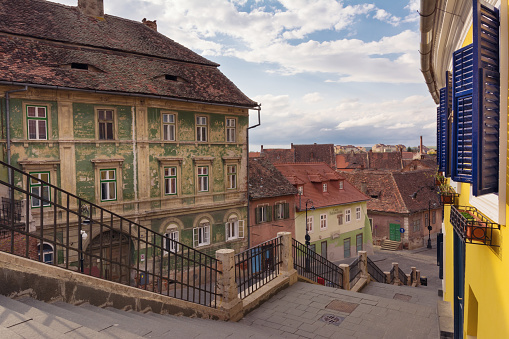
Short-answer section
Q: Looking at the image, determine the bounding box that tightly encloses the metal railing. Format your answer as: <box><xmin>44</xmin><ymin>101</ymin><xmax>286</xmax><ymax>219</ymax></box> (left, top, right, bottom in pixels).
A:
<box><xmin>235</xmin><ymin>236</ymin><xmax>282</xmax><ymax>299</ymax></box>
<box><xmin>398</xmin><ymin>267</ymin><xmax>408</xmax><ymax>285</ymax></box>
<box><xmin>389</xmin><ymin>267</ymin><xmax>395</xmax><ymax>284</ymax></box>
<box><xmin>349</xmin><ymin>257</ymin><xmax>361</xmax><ymax>283</ymax></box>
<box><xmin>450</xmin><ymin>205</ymin><xmax>500</xmax><ymax>246</ymax></box>
<box><xmin>292</xmin><ymin>239</ymin><xmax>342</xmax><ymax>288</ymax></box>
<box><xmin>367</xmin><ymin>257</ymin><xmax>385</xmax><ymax>283</ymax></box>
<box><xmin>0</xmin><ymin>161</ymin><xmax>220</xmax><ymax>308</ymax></box>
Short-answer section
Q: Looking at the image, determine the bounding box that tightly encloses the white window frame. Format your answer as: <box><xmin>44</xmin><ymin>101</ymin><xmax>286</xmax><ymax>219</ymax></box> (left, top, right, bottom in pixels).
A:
<box><xmin>38</xmin><ymin>242</ymin><xmax>54</xmax><ymax>264</ymax></box>
<box><xmin>164</xmin><ymin>229</ymin><xmax>179</xmax><ymax>253</ymax></box>
<box><xmin>164</xmin><ymin>166</ymin><xmax>177</xmax><ymax>195</ymax></box>
<box><xmin>226</xmin><ymin>118</ymin><xmax>236</xmax><ymax>143</ymax></box>
<box><xmin>100</xmin><ymin>169</ymin><xmax>117</xmax><ymax>202</ymax></box>
<box><xmin>339</xmin><ymin>181</ymin><xmax>344</xmax><ymax>190</ymax></box>
<box><xmin>162</xmin><ymin>112</ymin><xmax>176</xmax><ymax>141</ymax></box>
<box><xmin>26</xmin><ymin>105</ymin><xmax>48</xmax><ymax>140</ymax></box>
<box><xmin>413</xmin><ymin>220</ymin><xmax>421</xmax><ymax>232</ymax></box>
<box><xmin>298</xmin><ymin>186</ymin><xmax>303</xmax><ymax>195</ymax></box>
<box><xmin>97</xmin><ymin>109</ymin><xmax>115</xmax><ymax>140</ymax></box>
<box><xmin>275</xmin><ymin>203</ymin><xmax>286</xmax><ymax>220</ymax></box>
<box><xmin>198</xmin><ymin>166</ymin><xmax>209</xmax><ymax>192</ymax></box>
<box><xmin>226</xmin><ymin>218</ymin><xmax>244</xmax><ymax>241</ymax></box>
<box><xmin>356</xmin><ymin>207</ymin><xmax>361</xmax><ymax>220</ymax></box>
<box><xmin>306</xmin><ymin>216</ymin><xmax>314</xmax><ymax>233</ymax></box>
<box><xmin>29</xmin><ymin>171</ymin><xmax>51</xmax><ymax>208</ymax></box>
<box><xmin>320</xmin><ymin>214</ymin><xmax>327</xmax><ymax>230</ymax></box>
<box><xmin>227</xmin><ymin>165</ymin><xmax>237</xmax><ymax>190</ymax></box>
<box><xmin>260</xmin><ymin>206</ymin><xmax>268</xmax><ymax>223</ymax></box>
<box><xmin>345</xmin><ymin>209</ymin><xmax>351</xmax><ymax>223</ymax></box>
<box><xmin>193</xmin><ymin>221</ymin><xmax>210</xmax><ymax>247</ymax></box>
<box><xmin>323</xmin><ymin>183</ymin><xmax>327</xmax><ymax>192</ymax></box>
<box><xmin>196</xmin><ymin>116</ymin><xmax>208</xmax><ymax>142</ymax></box>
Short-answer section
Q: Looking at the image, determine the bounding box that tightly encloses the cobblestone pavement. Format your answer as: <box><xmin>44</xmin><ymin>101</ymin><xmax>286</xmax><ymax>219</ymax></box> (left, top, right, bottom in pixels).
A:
<box><xmin>239</xmin><ymin>281</ymin><xmax>439</xmax><ymax>339</ymax></box>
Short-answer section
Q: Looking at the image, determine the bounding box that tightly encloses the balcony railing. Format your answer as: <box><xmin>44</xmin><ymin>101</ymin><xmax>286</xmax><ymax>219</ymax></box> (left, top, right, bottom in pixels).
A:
<box><xmin>450</xmin><ymin>205</ymin><xmax>500</xmax><ymax>246</ymax></box>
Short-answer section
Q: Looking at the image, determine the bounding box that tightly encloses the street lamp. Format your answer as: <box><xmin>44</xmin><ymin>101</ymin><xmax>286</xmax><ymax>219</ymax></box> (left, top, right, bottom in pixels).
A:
<box><xmin>427</xmin><ymin>201</ymin><xmax>437</xmax><ymax>249</ymax></box>
<box><xmin>305</xmin><ymin>199</ymin><xmax>315</xmax><ymax>272</ymax></box>
<box><xmin>79</xmin><ymin>229</ymin><xmax>88</xmax><ymax>273</ymax></box>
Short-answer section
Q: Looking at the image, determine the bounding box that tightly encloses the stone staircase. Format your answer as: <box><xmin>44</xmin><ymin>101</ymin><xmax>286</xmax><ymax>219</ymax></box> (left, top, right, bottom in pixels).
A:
<box><xmin>380</xmin><ymin>239</ymin><xmax>402</xmax><ymax>251</ymax></box>
<box><xmin>0</xmin><ymin>294</ymin><xmax>280</xmax><ymax>339</ymax></box>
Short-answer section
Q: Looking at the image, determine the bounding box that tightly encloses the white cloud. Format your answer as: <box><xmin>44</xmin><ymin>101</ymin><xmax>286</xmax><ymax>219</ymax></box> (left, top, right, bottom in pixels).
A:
<box><xmin>302</xmin><ymin>92</ymin><xmax>323</xmax><ymax>103</ymax></box>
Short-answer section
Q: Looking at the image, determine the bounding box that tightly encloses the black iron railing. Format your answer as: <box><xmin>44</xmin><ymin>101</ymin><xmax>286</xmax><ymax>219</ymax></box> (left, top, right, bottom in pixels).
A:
<box><xmin>235</xmin><ymin>237</ymin><xmax>282</xmax><ymax>299</ymax></box>
<box><xmin>349</xmin><ymin>257</ymin><xmax>361</xmax><ymax>283</ymax></box>
<box><xmin>450</xmin><ymin>205</ymin><xmax>500</xmax><ymax>246</ymax></box>
<box><xmin>292</xmin><ymin>239</ymin><xmax>342</xmax><ymax>288</ymax></box>
<box><xmin>389</xmin><ymin>267</ymin><xmax>395</xmax><ymax>284</ymax></box>
<box><xmin>367</xmin><ymin>257</ymin><xmax>385</xmax><ymax>283</ymax></box>
<box><xmin>0</xmin><ymin>197</ymin><xmax>25</xmax><ymax>237</ymax></box>
<box><xmin>398</xmin><ymin>267</ymin><xmax>408</xmax><ymax>285</ymax></box>
<box><xmin>0</xmin><ymin>161</ymin><xmax>220</xmax><ymax>308</ymax></box>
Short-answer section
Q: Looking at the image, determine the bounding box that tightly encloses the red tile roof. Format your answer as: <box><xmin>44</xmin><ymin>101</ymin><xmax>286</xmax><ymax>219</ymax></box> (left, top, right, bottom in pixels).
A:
<box><xmin>249</xmin><ymin>158</ymin><xmax>297</xmax><ymax>199</ymax></box>
<box><xmin>274</xmin><ymin>162</ymin><xmax>368</xmax><ymax>210</ymax></box>
<box><xmin>0</xmin><ymin>0</ymin><xmax>257</xmax><ymax>107</ymax></box>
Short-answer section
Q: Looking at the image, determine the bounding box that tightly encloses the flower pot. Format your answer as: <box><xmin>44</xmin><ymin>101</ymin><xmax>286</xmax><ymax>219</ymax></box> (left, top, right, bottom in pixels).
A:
<box><xmin>441</xmin><ymin>194</ymin><xmax>454</xmax><ymax>204</ymax></box>
<box><xmin>461</xmin><ymin>210</ymin><xmax>487</xmax><ymax>243</ymax></box>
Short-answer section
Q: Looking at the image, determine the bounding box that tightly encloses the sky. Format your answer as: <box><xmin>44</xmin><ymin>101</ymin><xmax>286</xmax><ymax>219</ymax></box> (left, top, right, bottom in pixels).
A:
<box><xmin>52</xmin><ymin>0</ymin><xmax>436</xmax><ymax>151</ymax></box>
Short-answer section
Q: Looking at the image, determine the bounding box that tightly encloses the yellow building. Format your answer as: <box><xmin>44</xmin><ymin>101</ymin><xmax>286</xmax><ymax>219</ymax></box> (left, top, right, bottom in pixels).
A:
<box><xmin>420</xmin><ymin>0</ymin><xmax>509</xmax><ymax>337</ymax></box>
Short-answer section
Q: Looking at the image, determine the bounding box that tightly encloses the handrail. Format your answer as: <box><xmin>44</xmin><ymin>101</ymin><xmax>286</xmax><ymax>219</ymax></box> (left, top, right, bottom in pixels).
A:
<box><xmin>398</xmin><ymin>267</ymin><xmax>408</xmax><ymax>285</ymax></box>
<box><xmin>349</xmin><ymin>257</ymin><xmax>361</xmax><ymax>283</ymax></box>
<box><xmin>367</xmin><ymin>257</ymin><xmax>385</xmax><ymax>283</ymax></box>
<box><xmin>0</xmin><ymin>160</ymin><xmax>220</xmax><ymax>308</ymax></box>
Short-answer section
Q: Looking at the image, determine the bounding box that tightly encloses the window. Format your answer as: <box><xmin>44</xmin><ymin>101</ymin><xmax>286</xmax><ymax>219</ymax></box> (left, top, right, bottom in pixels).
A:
<box><xmin>162</xmin><ymin>113</ymin><xmax>176</xmax><ymax>141</ymax></box>
<box><xmin>339</xmin><ymin>181</ymin><xmax>344</xmax><ymax>190</ymax></box>
<box><xmin>322</xmin><ymin>183</ymin><xmax>327</xmax><ymax>192</ymax></box>
<box><xmin>298</xmin><ymin>186</ymin><xmax>303</xmax><ymax>195</ymax></box>
<box><xmin>320</xmin><ymin>214</ymin><xmax>327</xmax><ymax>230</ymax></box>
<box><xmin>356</xmin><ymin>207</ymin><xmax>361</xmax><ymax>220</ymax></box>
<box><xmin>425</xmin><ymin>213</ymin><xmax>429</xmax><ymax>227</ymax></box>
<box><xmin>275</xmin><ymin>202</ymin><xmax>289</xmax><ymax>220</ymax></box>
<box><xmin>345</xmin><ymin>209</ymin><xmax>351</xmax><ymax>223</ymax></box>
<box><xmin>100</xmin><ymin>169</ymin><xmax>116</xmax><ymax>201</ymax></box>
<box><xmin>337</xmin><ymin>213</ymin><xmax>343</xmax><ymax>225</ymax></box>
<box><xmin>27</xmin><ymin>106</ymin><xmax>48</xmax><ymax>140</ymax></box>
<box><xmin>226</xmin><ymin>118</ymin><xmax>236</xmax><ymax>142</ymax></box>
<box><xmin>356</xmin><ymin>234</ymin><xmax>363</xmax><ymax>252</ymax></box>
<box><xmin>306</xmin><ymin>216</ymin><xmax>314</xmax><ymax>233</ymax></box>
<box><xmin>196</xmin><ymin>116</ymin><xmax>207</xmax><ymax>142</ymax></box>
<box><xmin>30</xmin><ymin>172</ymin><xmax>50</xmax><ymax>208</ymax></box>
<box><xmin>38</xmin><ymin>243</ymin><xmax>54</xmax><ymax>264</ymax></box>
<box><xmin>413</xmin><ymin>220</ymin><xmax>420</xmax><ymax>232</ymax></box>
<box><xmin>164</xmin><ymin>229</ymin><xmax>179</xmax><ymax>253</ymax></box>
<box><xmin>193</xmin><ymin>221</ymin><xmax>210</xmax><ymax>247</ymax></box>
<box><xmin>344</xmin><ymin>238</ymin><xmax>351</xmax><ymax>258</ymax></box>
<box><xmin>98</xmin><ymin>109</ymin><xmax>114</xmax><ymax>140</ymax></box>
<box><xmin>432</xmin><ymin>211</ymin><xmax>436</xmax><ymax>224</ymax></box>
<box><xmin>226</xmin><ymin>217</ymin><xmax>244</xmax><ymax>241</ymax></box>
<box><xmin>197</xmin><ymin>166</ymin><xmax>209</xmax><ymax>192</ymax></box>
<box><xmin>227</xmin><ymin>165</ymin><xmax>236</xmax><ymax>189</ymax></box>
<box><xmin>256</xmin><ymin>205</ymin><xmax>272</xmax><ymax>224</ymax></box>
<box><xmin>164</xmin><ymin>167</ymin><xmax>177</xmax><ymax>195</ymax></box>
<box><xmin>369</xmin><ymin>218</ymin><xmax>373</xmax><ymax>232</ymax></box>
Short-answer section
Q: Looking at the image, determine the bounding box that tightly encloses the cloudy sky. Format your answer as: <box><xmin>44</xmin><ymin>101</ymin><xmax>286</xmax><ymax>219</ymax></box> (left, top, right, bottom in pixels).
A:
<box><xmin>53</xmin><ymin>0</ymin><xmax>436</xmax><ymax>151</ymax></box>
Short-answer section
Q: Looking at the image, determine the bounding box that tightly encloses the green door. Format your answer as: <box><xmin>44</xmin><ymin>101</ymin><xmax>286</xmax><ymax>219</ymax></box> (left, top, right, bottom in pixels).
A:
<box><xmin>389</xmin><ymin>223</ymin><xmax>401</xmax><ymax>241</ymax></box>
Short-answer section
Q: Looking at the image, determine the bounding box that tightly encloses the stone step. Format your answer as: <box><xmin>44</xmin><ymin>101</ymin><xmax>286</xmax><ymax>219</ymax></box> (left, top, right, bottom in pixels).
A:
<box><xmin>381</xmin><ymin>239</ymin><xmax>402</xmax><ymax>251</ymax></box>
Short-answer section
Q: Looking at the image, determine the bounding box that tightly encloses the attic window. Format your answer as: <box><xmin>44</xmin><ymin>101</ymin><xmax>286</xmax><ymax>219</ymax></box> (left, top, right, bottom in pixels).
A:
<box><xmin>370</xmin><ymin>195</ymin><xmax>378</xmax><ymax>199</ymax></box>
<box><xmin>165</xmin><ymin>75</ymin><xmax>178</xmax><ymax>81</ymax></box>
<box><xmin>339</xmin><ymin>181</ymin><xmax>344</xmax><ymax>190</ymax></box>
<box><xmin>71</xmin><ymin>63</ymin><xmax>88</xmax><ymax>70</ymax></box>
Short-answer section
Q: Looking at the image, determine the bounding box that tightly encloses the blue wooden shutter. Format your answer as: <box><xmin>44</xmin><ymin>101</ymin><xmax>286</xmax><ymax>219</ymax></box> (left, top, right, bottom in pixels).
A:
<box><xmin>452</xmin><ymin>45</ymin><xmax>474</xmax><ymax>183</ymax></box>
<box><xmin>472</xmin><ymin>0</ymin><xmax>500</xmax><ymax>196</ymax></box>
<box><xmin>437</xmin><ymin>72</ymin><xmax>451</xmax><ymax>174</ymax></box>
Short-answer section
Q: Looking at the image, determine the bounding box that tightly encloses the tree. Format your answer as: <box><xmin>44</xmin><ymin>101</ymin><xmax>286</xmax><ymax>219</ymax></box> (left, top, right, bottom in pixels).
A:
<box><xmin>407</xmin><ymin>146</ymin><xmax>413</xmax><ymax>152</ymax></box>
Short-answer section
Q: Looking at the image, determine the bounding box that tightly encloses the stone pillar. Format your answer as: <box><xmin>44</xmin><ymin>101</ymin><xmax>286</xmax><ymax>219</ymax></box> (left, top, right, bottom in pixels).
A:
<box><xmin>411</xmin><ymin>267</ymin><xmax>417</xmax><ymax>286</ymax></box>
<box><xmin>392</xmin><ymin>263</ymin><xmax>400</xmax><ymax>285</ymax></box>
<box><xmin>416</xmin><ymin>270</ymin><xmax>421</xmax><ymax>287</ymax></box>
<box><xmin>358</xmin><ymin>251</ymin><xmax>368</xmax><ymax>280</ymax></box>
<box><xmin>277</xmin><ymin>232</ymin><xmax>293</xmax><ymax>273</ymax></box>
<box><xmin>384</xmin><ymin>271</ymin><xmax>391</xmax><ymax>284</ymax></box>
<box><xmin>406</xmin><ymin>274</ymin><xmax>411</xmax><ymax>286</ymax></box>
<box><xmin>340</xmin><ymin>264</ymin><xmax>350</xmax><ymax>290</ymax></box>
<box><xmin>215</xmin><ymin>249</ymin><xmax>242</xmax><ymax>320</ymax></box>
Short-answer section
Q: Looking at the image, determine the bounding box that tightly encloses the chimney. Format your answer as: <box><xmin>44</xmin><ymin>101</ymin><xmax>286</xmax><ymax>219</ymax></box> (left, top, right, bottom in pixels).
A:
<box><xmin>142</xmin><ymin>18</ymin><xmax>157</xmax><ymax>31</ymax></box>
<box><xmin>420</xmin><ymin>136</ymin><xmax>423</xmax><ymax>154</ymax></box>
<box><xmin>78</xmin><ymin>0</ymin><xmax>104</xmax><ymax>17</ymax></box>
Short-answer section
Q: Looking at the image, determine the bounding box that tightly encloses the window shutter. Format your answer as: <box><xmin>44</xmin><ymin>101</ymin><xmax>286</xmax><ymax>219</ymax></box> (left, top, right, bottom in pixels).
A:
<box><xmin>472</xmin><ymin>0</ymin><xmax>500</xmax><ymax>196</ymax></box>
<box><xmin>438</xmin><ymin>71</ymin><xmax>452</xmax><ymax>175</ymax></box>
<box><xmin>452</xmin><ymin>44</ymin><xmax>474</xmax><ymax>183</ymax></box>
<box><xmin>174</xmin><ymin>231</ymin><xmax>179</xmax><ymax>252</ymax></box>
<box><xmin>193</xmin><ymin>228</ymin><xmax>198</xmax><ymax>248</ymax></box>
<box><xmin>238</xmin><ymin>220</ymin><xmax>244</xmax><ymax>238</ymax></box>
<box><xmin>225</xmin><ymin>222</ymin><xmax>230</xmax><ymax>240</ymax></box>
<box><xmin>255</xmin><ymin>207</ymin><xmax>260</xmax><ymax>224</ymax></box>
<box><xmin>284</xmin><ymin>203</ymin><xmax>290</xmax><ymax>219</ymax></box>
<box><xmin>267</xmin><ymin>206</ymin><xmax>273</xmax><ymax>222</ymax></box>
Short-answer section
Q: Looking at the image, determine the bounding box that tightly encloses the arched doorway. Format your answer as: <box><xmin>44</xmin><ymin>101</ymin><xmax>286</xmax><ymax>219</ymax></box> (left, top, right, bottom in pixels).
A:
<box><xmin>85</xmin><ymin>230</ymin><xmax>132</xmax><ymax>284</ymax></box>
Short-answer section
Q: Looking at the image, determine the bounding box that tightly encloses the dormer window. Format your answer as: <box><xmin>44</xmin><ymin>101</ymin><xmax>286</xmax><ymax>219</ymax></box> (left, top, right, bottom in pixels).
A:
<box><xmin>323</xmin><ymin>183</ymin><xmax>327</xmax><ymax>192</ymax></box>
<box><xmin>339</xmin><ymin>181</ymin><xmax>344</xmax><ymax>190</ymax></box>
<box><xmin>71</xmin><ymin>63</ymin><xmax>89</xmax><ymax>70</ymax></box>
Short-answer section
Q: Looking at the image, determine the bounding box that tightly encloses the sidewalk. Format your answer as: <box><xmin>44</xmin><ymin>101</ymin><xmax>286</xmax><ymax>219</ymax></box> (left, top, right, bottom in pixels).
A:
<box><xmin>239</xmin><ymin>281</ymin><xmax>439</xmax><ymax>339</ymax></box>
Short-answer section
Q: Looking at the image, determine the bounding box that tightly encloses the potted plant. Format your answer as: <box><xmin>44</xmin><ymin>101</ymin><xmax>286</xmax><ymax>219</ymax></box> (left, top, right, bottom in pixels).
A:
<box><xmin>435</xmin><ymin>172</ymin><xmax>445</xmax><ymax>186</ymax></box>
<box><xmin>458</xmin><ymin>209</ymin><xmax>488</xmax><ymax>243</ymax></box>
<box><xmin>438</xmin><ymin>184</ymin><xmax>456</xmax><ymax>204</ymax></box>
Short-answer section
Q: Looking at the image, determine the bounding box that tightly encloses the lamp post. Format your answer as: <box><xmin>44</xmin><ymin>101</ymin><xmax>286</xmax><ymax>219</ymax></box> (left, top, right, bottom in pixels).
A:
<box><xmin>427</xmin><ymin>201</ymin><xmax>436</xmax><ymax>249</ymax></box>
<box><xmin>305</xmin><ymin>199</ymin><xmax>315</xmax><ymax>272</ymax></box>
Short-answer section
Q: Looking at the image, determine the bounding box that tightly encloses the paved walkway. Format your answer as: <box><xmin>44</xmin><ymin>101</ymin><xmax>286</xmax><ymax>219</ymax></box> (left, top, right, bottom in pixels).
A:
<box><xmin>239</xmin><ymin>281</ymin><xmax>439</xmax><ymax>339</ymax></box>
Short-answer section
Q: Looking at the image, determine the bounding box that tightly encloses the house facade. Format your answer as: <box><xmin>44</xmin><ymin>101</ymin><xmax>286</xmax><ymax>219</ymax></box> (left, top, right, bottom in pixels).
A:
<box><xmin>274</xmin><ymin>162</ymin><xmax>372</xmax><ymax>261</ymax></box>
<box><xmin>0</xmin><ymin>0</ymin><xmax>258</xmax><ymax>266</ymax></box>
<box><xmin>421</xmin><ymin>0</ymin><xmax>509</xmax><ymax>337</ymax></box>
<box><xmin>248</xmin><ymin>157</ymin><xmax>297</xmax><ymax>247</ymax></box>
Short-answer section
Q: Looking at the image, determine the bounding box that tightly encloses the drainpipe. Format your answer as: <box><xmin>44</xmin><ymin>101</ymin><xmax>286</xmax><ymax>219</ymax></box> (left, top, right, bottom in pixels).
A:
<box><xmin>4</xmin><ymin>86</ymin><xmax>28</xmax><ymax>185</ymax></box>
<box><xmin>131</xmin><ymin>106</ymin><xmax>139</xmax><ymax>222</ymax></box>
<box><xmin>419</xmin><ymin>0</ymin><xmax>440</xmax><ymax>104</ymax></box>
<box><xmin>246</xmin><ymin>105</ymin><xmax>261</xmax><ymax>248</ymax></box>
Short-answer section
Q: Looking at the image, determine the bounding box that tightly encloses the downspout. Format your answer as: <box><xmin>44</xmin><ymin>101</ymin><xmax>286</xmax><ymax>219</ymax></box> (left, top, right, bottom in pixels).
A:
<box><xmin>419</xmin><ymin>0</ymin><xmax>440</xmax><ymax>104</ymax></box>
<box><xmin>4</xmin><ymin>86</ymin><xmax>28</xmax><ymax>185</ymax></box>
<box><xmin>246</xmin><ymin>105</ymin><xmax>261</xmax><ymax>248</ymax></box>
<box><xmin>131</xmin><ymin>106</ymin><xmax>138</xmax><ymax>222</ymax></box>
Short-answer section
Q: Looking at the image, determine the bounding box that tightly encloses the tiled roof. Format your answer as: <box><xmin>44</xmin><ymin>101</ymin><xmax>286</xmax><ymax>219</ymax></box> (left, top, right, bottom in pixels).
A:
<box><xmin>340</xmin><ymin>169</ymin><xmax>440</xmax><ymax>214</ymax></box>
<box><xmin>248</xmin><ymin>158</ymin><xmax>298</xmax><ymax>199</ymax></box>
<box><xmin>0</xmin><ymin>0</ymin><xmax>257</xmax><ymax>107</ymax></box>
<box><xmin>293</xmin><ymin>144</ymin><xmax>336</xmax><ymax>168</ymax></box>
<box><xmin>274</xmin><ymin>163</ymin><xmax>368</xmax><ymax>210</ymax></box>
<box><xmin>336</xmin><ymin>152</ymin><xmax>403</xmax><ymax>171</ymax></box>
<box><xmin>336</xmin><ymin>153</ymin><xmax>368</xmax><ymax>171</ymax></box>
<box><xmin>260</xmin><ymin>148</ymin><xmax>295</xmax><ymax>164</ymax></box>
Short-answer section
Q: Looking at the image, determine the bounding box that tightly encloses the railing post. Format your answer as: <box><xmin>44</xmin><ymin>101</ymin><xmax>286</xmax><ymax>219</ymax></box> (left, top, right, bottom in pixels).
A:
<box><xmin>340</xmin><ymin>264</ymin><xmax>350</xmax><ymax>290</ymax></box>
<box><xmin>215</xmin><ymin>249</ymin><xmax>242</xmax><ymax>320</ymax></box>
<box><xmin>406</xmin><ymin>274</ymin><xmax>411</xmax><ymax>286</ymax></box>
<box><xmin>358</xmin><ymin>251</ymin><xmax>368</xmax><ymax>280</ymax></box>
<box><xmin>416</xmin><ymin>270</ymin><xmax>421</xmax><ymax>287</ymax></box>
<box><xmin>392</xmin><ymin>263</ymin><xmax>400</xmax><ymax>285</ymax></box>
<box><xmin>277</xmin><ymin>232</ymin><xmax>292</xmax><ymax>273</ymax></box>
<box><xmin>411</xmin><ymin>267</ymin><xmax>417</xmax><ymax>286</ymax></box>
<box><xmin>384</xmin><ymin>271</ymin><xmax>390</xmax><ymax>284</ymax></box>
